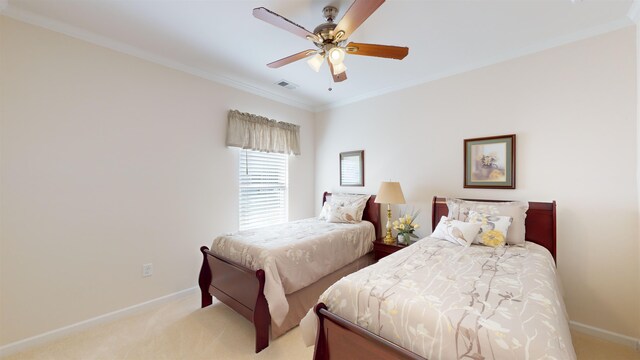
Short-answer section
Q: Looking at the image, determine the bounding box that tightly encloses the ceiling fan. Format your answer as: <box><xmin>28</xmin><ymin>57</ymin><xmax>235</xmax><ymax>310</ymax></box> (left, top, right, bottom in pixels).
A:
<box><xmin>253</xmin><ymin>0</ymin><xmax>409</xmax><ymax>83</ymax></box>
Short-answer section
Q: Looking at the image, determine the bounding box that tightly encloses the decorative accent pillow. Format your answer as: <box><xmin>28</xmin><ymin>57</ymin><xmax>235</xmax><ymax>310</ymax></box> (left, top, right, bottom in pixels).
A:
<box><xmin>318</xmin><ymin>202</ymin><xmax>331</xmax><ymax>221</ymax></box>
<box><xmin>327</xmin><ymin>205</ymin><xmax>359</xmax><ymax>224</ymax></box>
<box><xmin>466</xmin><ymin>211</ymin><xmax>512</xmax><ymax>247</ymax></box>
<box><xmin>446</xmin><ymin>198</ymin><xmax>528</xmax><ymax>246</ymax></box>
<box><xmin>324</xmin><ymin>195</ymin><xmax>332</xmax><ymax>206</ymax></box>
<box><xmin>431</xmin><ymin>216</ymin><xmax>481</xmax><ymax>247</ymax></box>
<box><xmin>330</xmin><ymin>193</ymin><xmax>370</xmax><ymax>221</ymax></box>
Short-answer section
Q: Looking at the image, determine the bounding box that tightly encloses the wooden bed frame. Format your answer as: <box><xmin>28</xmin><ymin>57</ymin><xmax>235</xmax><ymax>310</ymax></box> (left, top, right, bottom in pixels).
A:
<box><xmin>198</xmin><ymin>192</ymin><xmax>380</xmax><ymax>353</ymax></box>
<box><xmin>313</xmin><ymin>196</ymin><xmax>557</xmax><ymax>360</ymax></box>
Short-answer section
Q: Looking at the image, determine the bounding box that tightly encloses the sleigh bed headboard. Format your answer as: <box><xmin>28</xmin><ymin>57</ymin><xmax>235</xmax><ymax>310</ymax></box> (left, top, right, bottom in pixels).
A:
<box><xmin>432</xmin><ymin>197</ymin><xmax>557</xmax><ymax>261</ymax></box>
<box><xmin>323</xmin><ymin>192</ymin><xmax>381</xmax><ymax>239</ymax></box>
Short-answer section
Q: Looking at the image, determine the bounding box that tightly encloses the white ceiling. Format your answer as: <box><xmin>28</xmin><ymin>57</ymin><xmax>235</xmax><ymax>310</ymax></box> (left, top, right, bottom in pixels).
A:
<box><xmin>2</xmin><ymin>0</ymin><xmax>636</xmax><ymax>111</ymax></box>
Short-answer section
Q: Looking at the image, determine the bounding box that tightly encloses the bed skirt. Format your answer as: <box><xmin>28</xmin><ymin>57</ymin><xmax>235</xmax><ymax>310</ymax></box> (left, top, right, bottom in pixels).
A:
<box><xmin>271</xmin><ymin>252</ymin><xmax>375</xmax><ymax>339</ymax></box>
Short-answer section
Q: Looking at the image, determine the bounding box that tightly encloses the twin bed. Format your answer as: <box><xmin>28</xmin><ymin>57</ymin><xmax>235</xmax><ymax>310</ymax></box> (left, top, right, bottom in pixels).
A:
<box><xmin>198</xmin><ymin>192</ymin><xmax>380</xmax><ymax>352</ymax></box>
<box><xmin>305</xmin><ymin>197</ymin><xmax>575</xmax><ymax>360</ymax></box>
<box><xmin>199</xmin><ymin>194</ymin><xmax>575</xmax><ymax>359</ymax></box>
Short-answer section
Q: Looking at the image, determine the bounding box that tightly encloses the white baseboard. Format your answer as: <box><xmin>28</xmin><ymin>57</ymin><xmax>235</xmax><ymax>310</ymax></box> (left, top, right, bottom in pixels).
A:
<box><xmin>570</xmin><ymin>321</ymin><xmax>640</xmax><ymax>351</ymax></box>
<box><xmin>0</xmin><ymin>287</ymin><xmax>198</xmax><ymax>358</ymax></box>
<box><xmin>2</xmin><ymin>292</ymin><xmax>638</xmax><ymax>357</ymax></box>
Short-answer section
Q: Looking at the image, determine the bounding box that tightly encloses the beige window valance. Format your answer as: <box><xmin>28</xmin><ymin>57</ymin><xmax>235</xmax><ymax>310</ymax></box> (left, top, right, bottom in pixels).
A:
<box><xmin>226</xmin><ymin>110</ymin><xmax>301</xmax><ymax>156</ymax></box>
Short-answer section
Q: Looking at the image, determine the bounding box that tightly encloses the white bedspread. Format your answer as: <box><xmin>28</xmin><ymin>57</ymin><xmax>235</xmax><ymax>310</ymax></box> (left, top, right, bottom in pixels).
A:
<box><xmin>210</xmin><ymin>218</ymin><xmax>375</xmax><ymax>326</ymax></box>
<box><xmin>301</xmin><ymin>237</ymin><xmax>576</xmax><ymax>360</ymax></box>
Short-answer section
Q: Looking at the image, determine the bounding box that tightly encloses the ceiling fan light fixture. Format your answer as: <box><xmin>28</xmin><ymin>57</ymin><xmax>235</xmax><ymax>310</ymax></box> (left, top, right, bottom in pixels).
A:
<box><xmin>328</xmin><ymin>47</ymin><xmax>346</xmax><ymax>65</ymax></box>
<box><xmin>255</xmin><ymin>1</ymin><xmax>408</xmax><ymax>83</ymax></box>
<box><xmin>307</xmin><ymin>53</ymin><xmax>324</xmax><ymax>72</ymax></box>
<box><xmin>306</xmin><ymin>34</ymin><xmax>321</xmax><ymax>43</ymax></box>
<box><xmin>332</xmin><ymin>62</ymin><xmax>347</xmax><ymax>75</ymax></box>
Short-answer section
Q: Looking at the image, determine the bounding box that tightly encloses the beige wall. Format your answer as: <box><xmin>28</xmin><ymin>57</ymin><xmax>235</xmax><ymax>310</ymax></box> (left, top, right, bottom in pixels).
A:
<box><xmin>0</xmin><ymin>16</ymin><xmax>315</xmax><ymax>345</ymax></box>
<box><xmin>2</xmin><ymin>12</ymin><xmax>639</xmax><ymax>348</ymax></box>
<box><xmin>315</xmin><ymin>27</ymin><xmax>640</xmax><ymax>338</ymax></box>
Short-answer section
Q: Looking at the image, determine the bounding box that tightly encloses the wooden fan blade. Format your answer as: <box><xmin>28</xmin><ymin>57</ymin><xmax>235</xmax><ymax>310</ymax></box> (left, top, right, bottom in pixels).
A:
<box><xmin>328</xmin><ymin>62</ymin><xmax>347</xmax><ymax>82</ymax></box>
<box><xmin>267</xmin><ymin>49</ymin><xmax>317</xmax><ymax>68</ymax></box>
<box><xmin>346</xmin><ymin>42</ymin><xmax>408</xmax><ymax>60</ymax></box>
<box><xmin>333</xmin><ymin>0</ymin><xmax>385</xmax><ymax>40</ymax></box>
<box><xmin>253</xmin><ymin>7</ymin><xmax>316</xmax><ymax>40</ymax></box>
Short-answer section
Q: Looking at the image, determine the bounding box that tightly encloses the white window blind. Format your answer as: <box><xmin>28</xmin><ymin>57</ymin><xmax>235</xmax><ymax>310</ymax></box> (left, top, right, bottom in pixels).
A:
<box><xmin>340</xmin><ymin>157</ymin><xmax>360</xmax><ymax>185</ymax></box>
<box><xmin>239</xmin><ymin>150</ymin><xmax>288</xmax><ymax>231</ymax></box>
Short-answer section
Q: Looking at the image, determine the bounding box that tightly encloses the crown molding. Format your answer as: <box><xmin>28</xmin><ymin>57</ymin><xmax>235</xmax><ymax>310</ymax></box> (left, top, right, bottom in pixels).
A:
<box><xmin>0</xmin><ymin>6</ymin><xmax>316</xmax><ymax>112</ymax></box>
<box><xmin>1</xmin><ymin>4</ymin><xmax>634</xmax><ymax>114</ymax></box>
<box><xmin>628</xmin><ymin>0</ymin><xmax>640</xmax><ymax>23</ymax></box>
<box><xmin>315</xmin><ymin>17</ymin><xmax>633</xmax><ymax>112</ymax></box>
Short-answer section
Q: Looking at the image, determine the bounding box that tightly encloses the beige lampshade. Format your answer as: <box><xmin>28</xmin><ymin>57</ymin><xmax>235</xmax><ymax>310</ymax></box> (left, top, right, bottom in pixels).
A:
<box><xmin>374</xmin><ymin>182</ymin><xmax>406</xmax><ymax>204</ymax></box>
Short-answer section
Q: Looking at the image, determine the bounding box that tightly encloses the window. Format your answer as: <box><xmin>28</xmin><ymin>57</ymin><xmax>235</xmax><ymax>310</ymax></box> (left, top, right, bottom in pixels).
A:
<box><xmin>239</xmin><ymin>150</ymin><xmax>288</xmax><ymax>230</ymax></box>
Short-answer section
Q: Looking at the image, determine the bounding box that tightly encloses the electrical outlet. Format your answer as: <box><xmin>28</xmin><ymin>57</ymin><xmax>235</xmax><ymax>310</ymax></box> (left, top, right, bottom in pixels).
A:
<box><xmin>142</xmin><ymin>263</ymin><xmax>153</xmax><ymax>277</ymax></box>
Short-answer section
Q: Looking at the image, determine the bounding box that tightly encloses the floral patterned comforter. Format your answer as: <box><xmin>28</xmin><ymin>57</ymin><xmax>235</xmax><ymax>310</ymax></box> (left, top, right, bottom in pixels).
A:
<box><xmin>302</xmin><ymin>237</ymin><xmax>576</xmax><ymax>360</ymax></box>
<box><xmin>210</xmin><ymin>218</ymin><xmax>375</xmax><ymax>326</ymax></box>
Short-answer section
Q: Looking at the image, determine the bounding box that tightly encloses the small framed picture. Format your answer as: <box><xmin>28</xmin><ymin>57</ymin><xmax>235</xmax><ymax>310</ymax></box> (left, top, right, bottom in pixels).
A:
<box><xmin>340</xmin><ymin>150</ymin><xmax>364</xmax><ymax>186</ymax></box>
<box><xmin>464</xmin><ymin>134</ymin><xmax>515</xmax><ymax>189</ymax></box>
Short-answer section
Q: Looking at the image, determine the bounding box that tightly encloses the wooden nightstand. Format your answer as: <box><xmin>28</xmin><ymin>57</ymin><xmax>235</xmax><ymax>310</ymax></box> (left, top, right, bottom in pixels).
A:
<box><xmin>373</xmin><ymin>238</ymin><xmax>408</xmax><ymax>261</ymax></box>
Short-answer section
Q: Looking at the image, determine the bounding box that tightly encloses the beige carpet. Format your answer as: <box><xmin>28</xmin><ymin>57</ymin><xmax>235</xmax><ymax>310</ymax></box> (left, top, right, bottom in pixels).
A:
<box><xmin>3</xmin><ymin>291</ymin><xmax>639</xmax><ymax>360</ymax></box>
<box><xmin>4</xmin><ymin>292</ymin><xmax>312</xmax><ymax>360</ymax></box>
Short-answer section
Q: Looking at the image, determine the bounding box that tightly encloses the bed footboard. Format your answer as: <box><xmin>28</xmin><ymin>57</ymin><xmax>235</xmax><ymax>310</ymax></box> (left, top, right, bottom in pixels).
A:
<box><xmin>313</xmin><ymin>303</ymin><xmax>423</xmax><ymax>360</ymax></box>
<box><xmin>198</xmin><ymin>246</ymin><xmax>213</xmax><ymax>307</ymax></box>
<box><xmin>198</xmin><ymin>246</ymin><xmax>271</xmax><ymax>353</ymax></box>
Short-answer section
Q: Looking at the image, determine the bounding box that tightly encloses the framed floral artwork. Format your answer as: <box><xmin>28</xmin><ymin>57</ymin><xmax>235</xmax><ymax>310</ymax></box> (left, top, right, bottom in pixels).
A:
<box><xmin>464</xmin><ymin>134</ymin><xmax>515</xmax><ymax>189</ymax></box>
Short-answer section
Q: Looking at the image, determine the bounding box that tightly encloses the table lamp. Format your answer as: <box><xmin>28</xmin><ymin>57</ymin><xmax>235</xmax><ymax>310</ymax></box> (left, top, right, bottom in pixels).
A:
<box><xmin>374</xmin><ymin>181</ymin><xmax>406</xmax><ymax>244</ymax></box>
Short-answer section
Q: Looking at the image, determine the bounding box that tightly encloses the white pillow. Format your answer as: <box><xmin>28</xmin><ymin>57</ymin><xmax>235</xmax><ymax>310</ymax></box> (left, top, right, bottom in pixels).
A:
<box><xmin>431</xmin><ymin>216</ymin><xmax>481</xmax><ymax>247</ymax></box>
<box><xmin>467</xmin><ymin>211</ymin><xmax>512</xmax><ymax>247</ymax></box>
<box><xmin>446</xmin><ymin>198</ymin><xmax>528</xmax><ymax>246</ymax></box>
<box><xmin>330</xmin><ymin>193</ymin><xmax>370</xmax><ymax>221</ymax></box>
<box><xmin>324</xmin><ymin>195</ymin><xmax>332</xmax><ymax>205</ymax></box>
<box><xmin>327</xmin><ymin>205</ymin><xmax>359</xmax><ymax>224</ymax></box>
<box><xmin>318</xmin><ymin>202</ymin><xmax>331</xmax><ymax>221</ymax></box>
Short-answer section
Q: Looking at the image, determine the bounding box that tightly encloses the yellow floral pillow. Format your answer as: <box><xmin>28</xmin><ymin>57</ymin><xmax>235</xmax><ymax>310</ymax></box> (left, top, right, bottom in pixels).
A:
<box><xmin>466</xmin><ymin>211</ymin><xmax>512</xmax><ymax>247</ymax></box>
<box><xmin>481</xmin><ymin>230</ymin><xmax>505</xmax><ymax>247</ymax></box>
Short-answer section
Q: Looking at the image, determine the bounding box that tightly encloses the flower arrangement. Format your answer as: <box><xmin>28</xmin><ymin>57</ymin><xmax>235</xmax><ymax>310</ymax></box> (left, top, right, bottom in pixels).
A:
<box><xmin>393</xmin><ymin>210</ymin><xmax>420</xmax><ymax>243</ymax></box>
